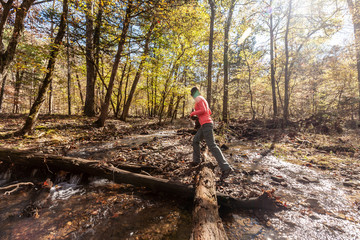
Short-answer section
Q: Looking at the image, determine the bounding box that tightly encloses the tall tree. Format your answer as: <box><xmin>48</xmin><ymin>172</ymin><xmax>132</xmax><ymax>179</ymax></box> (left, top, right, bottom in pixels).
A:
<box><xmin>95</xmin><ymin>0</ymin><xmax>132</xmax><ymax>127</ymax></box>
<box><xmin>0</xmin><ymin>74</ymin><xmax>6</xmax><ymax>112</ymax></box>
<box><xmin>207</xmin><ymin>0</ymin><xmax>215</xmax><ymax>108</ymax></box>
<box><xmin>0</xmin><ymin>0</ymin><xmax>35</xmax><ymax>82</ymax></box>
<box><xmin>48</xmin><ymin>0</ymin><xmax>56</xmax><ymax>114</ymax></box>
<box><xmin>13</xmin><ymin>70</ymin><xmax>24</xmax><ymax>113</ymax></box>
<box><xmin>19</xmin><ymin>0</ymin><xmax>68</xmax><ymax>135</ymax></box>
<box><xmin>269</xmin><ymin>0</ymin><xmax>277</xmax><ymax>118</ymax></box>
<box><xmin>67</xmin><ymin>13</ymin><xmax>72</xmax><ymax>115</ymax></box>
<box><xmin>243</xmin><ymin>42</ymin><xmax>256</xmax><ymax>120</ymax></box>
<box><xmin>347</xmin><ymin>0</ymin><xmax>360</xmax><ymax>119</ymax></box>
<box><xmin>84</xmin><ymin>0</ymin><xmax>96</xmax><ymax>116</ymax></box>
<box><xmin>223</xmin><ymin>0</ymin><xmax>237</xmax><ymax>123</ymax></box>
<box><xmin>120</xmin><ymin>20</ymin><xmax>156</xmax><ymax>121</ymax></box>
<box><xmin>283</xmin><ymin>0</ymin><xmax>292</xmax><ymax>124</ymax></box>
<box><xmin>281</xmin><ymin>0</ymin><xmax>339</xmax><ymax>123</ymax></box>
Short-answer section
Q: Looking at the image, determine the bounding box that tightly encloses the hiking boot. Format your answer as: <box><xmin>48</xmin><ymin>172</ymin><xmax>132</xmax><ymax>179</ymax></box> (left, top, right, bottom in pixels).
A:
<box><xmin>221</xmin><ymin>168</ymin><xmax>234</xmax><ymax>180</ymax></box>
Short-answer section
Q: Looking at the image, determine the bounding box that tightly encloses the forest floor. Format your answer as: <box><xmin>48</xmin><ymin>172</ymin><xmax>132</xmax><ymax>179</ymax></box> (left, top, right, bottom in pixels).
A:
<box><xmin>0</xmin><ymin>114</ymin><xmax>359</xmax><ymax>239</ymax></box>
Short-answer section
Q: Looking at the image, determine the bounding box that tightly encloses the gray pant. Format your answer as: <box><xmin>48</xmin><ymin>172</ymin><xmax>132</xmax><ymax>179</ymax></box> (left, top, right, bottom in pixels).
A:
<box><xmin>192</xmin><ymin>123</ymin><xmax>231</xmax><ymax>171</ymax></box>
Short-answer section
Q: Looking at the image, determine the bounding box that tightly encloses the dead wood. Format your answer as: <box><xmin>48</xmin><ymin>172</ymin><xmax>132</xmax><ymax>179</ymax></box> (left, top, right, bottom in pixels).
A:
<box><xmin>111</xmin><ymin>162</ymin><xmax>159</xmax><ymax>174</ymax></box>
<box><xmin>0</xmin><ymin>182</ymin><xmax>34</xmax><ymax>195</ymax></box>
<box><xmin>0</xmin><ymin>147</ymin><xmax>282</xmax><ymax>211</ymax></box>
<box><xmin>190</xmin><ymin>152</ymin><xmax>228</xmax><ymax>240</ymax></box>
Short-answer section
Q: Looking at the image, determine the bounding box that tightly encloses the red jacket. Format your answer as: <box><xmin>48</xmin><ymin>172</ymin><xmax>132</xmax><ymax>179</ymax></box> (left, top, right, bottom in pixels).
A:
<box><xmin>190</xmin><ymin>96</ymin><xmax>213</xmax><ymax>125</ymax></box>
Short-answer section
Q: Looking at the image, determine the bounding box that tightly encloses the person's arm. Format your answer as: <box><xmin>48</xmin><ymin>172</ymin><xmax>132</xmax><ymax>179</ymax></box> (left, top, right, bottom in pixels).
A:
<box><xmin>190</xmin><ymin>100</ymin><xmax>207</xmax><ymax>117</ymax></box>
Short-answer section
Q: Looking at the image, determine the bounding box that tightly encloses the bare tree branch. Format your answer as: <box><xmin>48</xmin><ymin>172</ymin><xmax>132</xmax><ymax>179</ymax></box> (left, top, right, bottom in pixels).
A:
<box><xmin>0</xmin><ymin>182</ymin><xmax>34</xmax><ymax>195</ymax></box>
<box><xmin>33</xmin><ymin>0</ymin><xmax>53</xmax><ymax>5</ymax></box>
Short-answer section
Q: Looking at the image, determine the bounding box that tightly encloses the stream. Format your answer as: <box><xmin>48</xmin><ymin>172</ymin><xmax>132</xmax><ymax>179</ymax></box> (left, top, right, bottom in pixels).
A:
<box><xmin>224</xmin><ymin>144</ymin><xmax>360</xmax><ymax>239</ymax></box>
<box><xmin>0</xmin><ymin>173</ymin><xmax>193</xmax><ymax>240</ymax></box>
<box><xmin>0</xmin><ymin>132</ymin><xmax>359</xmax><ymax>239</ymax></box>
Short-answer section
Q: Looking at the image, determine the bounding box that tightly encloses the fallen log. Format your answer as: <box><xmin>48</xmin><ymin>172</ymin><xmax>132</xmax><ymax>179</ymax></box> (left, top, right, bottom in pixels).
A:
<box><xmin>190</xmin><ymin>151</ymin><xmax>228</xmax><ymax>240</ymax></box>
<box><xmin>110</xmin><ymin>162</ymin><xmax>159</xmax><ymax>174</ymax></box>
<box><xmin>0</xmin><ymin>147</ymin><xmax>281</xmax><ymax>210</ymax></box>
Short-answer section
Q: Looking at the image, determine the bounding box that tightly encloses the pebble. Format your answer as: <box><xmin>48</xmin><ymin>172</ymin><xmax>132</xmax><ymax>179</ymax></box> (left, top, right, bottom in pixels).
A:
<box><xmin>343</xmin><ymin>180</ymin><xmax>360</xmax><ymax>188</ymax></box>
<box><xmin>271</xmin><ymin>175</ymin><xmax>285</xmax><ymax>183</ymax></box>
<box><xmin>246</xmin><ymin>225</ymin><xmax>262</xmax><ymax>235</ymax></box>
<box><xmin>309</xmin><ymin>214</ymin><xmax>320</xmax><ymax>220</ymax></box>
<box><xmin>297</xmin><ymin>176</ymin><xmax>319</xmax><ymax>184</ymax></box>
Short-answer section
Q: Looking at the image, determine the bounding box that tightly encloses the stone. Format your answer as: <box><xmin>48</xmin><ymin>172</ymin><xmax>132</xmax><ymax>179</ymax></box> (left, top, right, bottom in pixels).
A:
<box><xmin>270</xmin><ymin>181</ymin><xmax>280</xmax><ymax>186</ymax></box>
<box><xmin>305</xmin><ymin>198</ymin><xmax>320</xmax><ymax>208</ymax></box>
<box><xmin>220</xmin><ymin>144</ymin><xmax>229</xmax><ymax>150</ymax></box>
<box><xmin>343</xmin><ymin>180</ymin><xmax>360</xmax><ymax>188</ymax></box>
<box><xmin>280</xmin><ymin>182</ymin><xmax>288</xmax><ymax>187</ymax></box>
<box><xmin>297</xmin><ymin>176</ymin><xmax>319</xmax><ymax>184</ymax></box>
<box><xmin>271</xmin><ymin>175</ymin><xmax>285</xmax><ymax>183</ymax></box>
<box><xmin>247</xmin><ymin>225</ymin><xmax>262</xmax><ymax>235</ymax></box>
<box><xmin>309</xmin><ymin>214</ymin><xmax>320</xmax><ymax>220</ymax></box>
<box><xmin>303</xmin><ymin>176</ymin><xmax>319</xmax><ymax>183</ymax></box>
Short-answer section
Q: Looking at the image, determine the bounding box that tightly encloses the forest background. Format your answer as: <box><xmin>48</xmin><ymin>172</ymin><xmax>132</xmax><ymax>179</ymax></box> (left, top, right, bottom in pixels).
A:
<box><xmin>0</xmin><ymin>0</ymin><xmax>359</xmax><ymax>133</ymax></box>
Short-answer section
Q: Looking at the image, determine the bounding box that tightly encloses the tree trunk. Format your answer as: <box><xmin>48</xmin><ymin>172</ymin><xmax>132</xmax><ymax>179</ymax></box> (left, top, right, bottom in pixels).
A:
<box><xmin>84</xmin><ymin>0</ymin><xmax>96</xmax><ymax>117</ymax></box>
<box><xmin>171</xmin><ymin>95</ymin><xmax>182</xmax><ymax>123</ymax></box>
<box><xmin>0</xmin><ymin>147</ymin><xmax>282</xmax><ymax>211</ymax></box>
<box><xmin>269</xmin><ymin>0</ymin><xmax>277</xmax><ymax>118</ymax></box>
<box><xmin>123</xmin><ymin>64</ymin><xmax>131</xmax><ymax>112</ymax></box>
<box><xmin>347</xmin><ymin>0</ymin><xmax>360</xmax><ymax>120</ymax></box>
<box><xmin>283</xmin><ymin>0</ymin><xmax>292</xmax><ymax>124</ymax></box>
<box><xmin>120</xmin><ymin>20</ymin><xmax>156</xmax><ymax>121</ymax></box>
<box><xmin>222</xmin><ymin>0</ymin><xmax>236</xmax><ymax>123</ymax></box>
<box><xmin>48</xmin><ymin>0</ymin><xmax>56</xmax><ymax>115</ymax></box>
<box><xmin>116</xmin><ymin>60</ymin><xmax>128</xmax><ymax>118</ymax></box>
<box><xmin>158</xmin><ymin>61</ymin><xmax>181</xmax><ymax>123</ymax></box>
<box><xmin>95</xmin><ymin>0</ymin><xmax>132</xmax><ymax>127</ymax></box>
<box><xmin>0</xmin><ymin>74</ymin><xmax>7</xmax><ymax>112</ymax></box>
<box><xmin>167</xmin><ymin>93</ymin><xmax>175</xmax><ymax>118</ymax></box>
<box><xmin>76</xmin><ymin>72</ymin><xmax>84</xmax><ymax>106</ymax></box>
<box><xmin>207</xmin><ymin>0</ymin><xmax>215</xmax><ymax>108</ymax></box>
<box><xmin>19</xmin><ymin>0</ymin><xmax>68</xmax><ymax>135</ymax></box>
<box><xmin>67</xmin><ymin>20</ymin><xmax>72</xmax><ymax>115</ymax></box>
<box><xmin>190</xmin><ymin>152</ymin><xmax>228</xmax><ymax>240</ymax></box>
<box><xmin>243</xmin><ymin>45</ymin><xmax>255</xmax><ymax>120</ymax></box>
<box><xmin>13</xmin><ymin>70</ymin><xmax>24</xmax><ymax>113</ymax></box>
<box><xmin>0</xmin><ymin>0</ymin><xmax>35</xmax><ymax>93</ymax></box>
<box><xmin>153</xmin><ymin>76</ymin><xmax>158</xmax><ymax>116</ymax></box>
<box><xmin>146</xmin><ymin>76</ymin><xmax>151</xmax><ymax>116</ymax></box>
<box><xmin>93</xmin><ymin>0</ymin><xmax>103</xmax><ymax>91</ymax></box>
<box><xmin>0</xmin><ymin>0</ymin><xmax>14</xmax><ymax>54</ymax></box>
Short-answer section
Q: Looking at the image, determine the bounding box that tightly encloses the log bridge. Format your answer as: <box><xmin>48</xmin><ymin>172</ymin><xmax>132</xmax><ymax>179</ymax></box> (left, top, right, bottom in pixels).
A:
<box><xmin>0</xmin><ymin>147</ymin><xmax>282</xmax><ymax>239</ymax></box>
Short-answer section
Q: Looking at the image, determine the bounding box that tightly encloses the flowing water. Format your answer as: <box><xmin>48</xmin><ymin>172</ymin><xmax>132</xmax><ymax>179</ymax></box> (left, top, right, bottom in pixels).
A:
<box><xmin>224</xmin><ymin>145</ymin><xmax>360</xmax><ymax>239</ymax></box>
<box><xmin>0</xmin><ymin>137</ymin><xmax>359</xmax><ymax>239</ymax></box>
<box><xmin>0</xmin><ymin>172</ymin><xmax>192</xmax><ymax>240</ymax></box>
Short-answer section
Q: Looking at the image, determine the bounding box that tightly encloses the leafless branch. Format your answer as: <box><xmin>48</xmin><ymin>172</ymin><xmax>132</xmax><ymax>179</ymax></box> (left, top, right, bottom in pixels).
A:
<box><xmin>33</xmin><ymin>0</ymin><xmax>53</xmax><ymax>5</ymax></box>
<box><xmin>0</xmin><ymin>182</ymin><xmax>34</xmax><ymax>195</ymax></box>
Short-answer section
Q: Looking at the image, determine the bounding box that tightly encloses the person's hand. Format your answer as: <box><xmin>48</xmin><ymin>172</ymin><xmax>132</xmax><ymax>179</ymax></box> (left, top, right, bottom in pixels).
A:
<box><xmin>190</xmin><ymin>115</ymin><xmax>198</xmax><ymax>121</ymax></box>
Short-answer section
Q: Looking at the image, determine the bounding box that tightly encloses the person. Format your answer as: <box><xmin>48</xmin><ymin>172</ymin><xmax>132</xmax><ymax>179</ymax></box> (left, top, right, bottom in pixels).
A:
<box><xmin>189</xmin><ymin>87</ymin><xmax>234</xmax><ymax>179</ymax></box>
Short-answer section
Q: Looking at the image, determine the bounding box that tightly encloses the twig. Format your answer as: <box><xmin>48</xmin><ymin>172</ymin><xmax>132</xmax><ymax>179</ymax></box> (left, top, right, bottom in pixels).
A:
<box><xmin>43</xmin><ymin>157</ymin><xmax>54</xmax><ymax>174</ymax></box>
<box><xmin>0</xmin><ymin>182</ymin><xmax>34</xmax><ymax>195</ymax></box>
